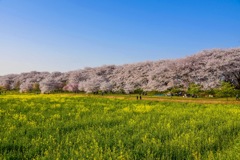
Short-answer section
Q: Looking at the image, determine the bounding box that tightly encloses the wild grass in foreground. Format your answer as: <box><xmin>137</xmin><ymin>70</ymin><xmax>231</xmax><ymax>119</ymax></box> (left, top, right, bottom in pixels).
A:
<box><xmin>0</xmin><ymin>94</ymin><xmax>240</xmax><ymax>159</ymax></box>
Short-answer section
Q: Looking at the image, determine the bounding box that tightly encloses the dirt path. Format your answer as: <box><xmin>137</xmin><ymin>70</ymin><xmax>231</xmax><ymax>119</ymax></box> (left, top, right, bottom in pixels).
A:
<box><xmin>97</xmin><ymin>95</ymin><xmax>240</xmax><ymax>105</ymax></box>
<box><xmin>1</xmin><ymin>94</ymin><xmax>240</xmax><ymax>105</ymax></box>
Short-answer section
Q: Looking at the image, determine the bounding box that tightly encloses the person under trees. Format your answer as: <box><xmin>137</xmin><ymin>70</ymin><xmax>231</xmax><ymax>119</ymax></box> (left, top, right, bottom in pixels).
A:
<box><xmin>187</xmin><ymin>83</ymin><xmax>201</xmax><ymax>98</ymax></box>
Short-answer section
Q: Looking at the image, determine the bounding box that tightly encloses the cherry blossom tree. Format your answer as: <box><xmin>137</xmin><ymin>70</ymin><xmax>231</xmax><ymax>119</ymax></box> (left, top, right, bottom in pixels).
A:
<box><xmin>20</xmin><ymin>80</ymin><xmax>33</xmax><ymax>93</ymax></box>
<box><xmin>100</xmin><ymin>81</ymin><xmax>113</xmax><ymax>93</ymax></box>
<box><xmin>0</xmin><ymin>48</ymin><xmax>239</xmax><ymax>93</ymax></box>
<box><xmin>124</xmin><ymin>83</ymin><xmax>135</xmax><ymax>94</ymax></box>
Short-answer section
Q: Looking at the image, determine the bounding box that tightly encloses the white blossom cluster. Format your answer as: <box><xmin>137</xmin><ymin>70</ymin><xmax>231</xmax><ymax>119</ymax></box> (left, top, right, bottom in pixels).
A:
<box><xmin>0</xmin><ymin>48</ymin><xmax>239</xmax><ymax>93</ymax></box>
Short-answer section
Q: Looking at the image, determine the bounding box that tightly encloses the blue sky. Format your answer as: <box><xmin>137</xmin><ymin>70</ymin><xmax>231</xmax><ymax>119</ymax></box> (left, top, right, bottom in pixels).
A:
<box><xmin>0</xmin><ymin>0</ymin><xmax>239</xmax><ymax>75</ymax></box>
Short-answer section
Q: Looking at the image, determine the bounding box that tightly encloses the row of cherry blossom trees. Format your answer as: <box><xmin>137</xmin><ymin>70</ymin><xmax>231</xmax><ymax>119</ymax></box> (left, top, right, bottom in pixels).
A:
<box><xmin>0</xmin><ymin>48</ymin><xmax>239</xmax><ymax>94</ymax></box>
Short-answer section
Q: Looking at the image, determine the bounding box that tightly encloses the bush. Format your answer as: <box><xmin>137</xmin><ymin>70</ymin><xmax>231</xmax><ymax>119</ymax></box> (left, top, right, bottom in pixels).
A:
<box><xmin>215</xmin><ymin>82</ymin><xmax>235</xmax><ymax>99</ymax></box>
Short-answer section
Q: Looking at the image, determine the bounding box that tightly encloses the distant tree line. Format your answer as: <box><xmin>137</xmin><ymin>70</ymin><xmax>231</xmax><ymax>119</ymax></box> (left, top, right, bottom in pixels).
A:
<box><xmin>0</xmin><ymin>48</ymin><xmax>239</xmax><ymax>96</ymax></box>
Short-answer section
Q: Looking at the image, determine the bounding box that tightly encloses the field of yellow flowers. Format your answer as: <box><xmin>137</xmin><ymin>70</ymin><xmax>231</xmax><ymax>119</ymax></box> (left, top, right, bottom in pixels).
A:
<box><xmin>0</xmin><ymin>94</ymin><xmax>240</xmax><ymax>159</ymax></box>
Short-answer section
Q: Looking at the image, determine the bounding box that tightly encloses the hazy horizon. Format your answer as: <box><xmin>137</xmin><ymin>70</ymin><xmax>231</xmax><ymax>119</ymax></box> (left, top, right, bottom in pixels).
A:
<box><xmin>1</xmin><ymin>0</ymin><xmax>240</xmax><ymax>75</ymax></box>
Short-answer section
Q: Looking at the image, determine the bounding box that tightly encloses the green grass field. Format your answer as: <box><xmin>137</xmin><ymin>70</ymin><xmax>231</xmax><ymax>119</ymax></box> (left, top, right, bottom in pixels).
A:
<box><xmin>1</xmin><ymin>94</ymin><xmax>240</xmax><ymax>159</ymax></box>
